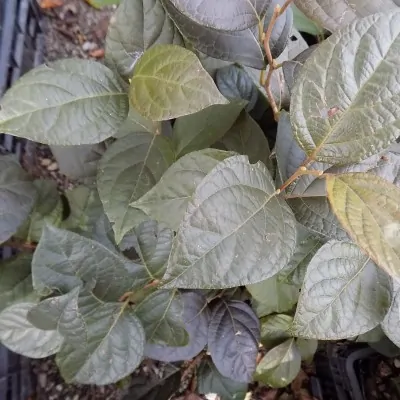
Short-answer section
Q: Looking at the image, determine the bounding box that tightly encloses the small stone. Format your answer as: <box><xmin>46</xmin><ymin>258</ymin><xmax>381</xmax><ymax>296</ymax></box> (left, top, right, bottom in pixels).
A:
<box><xmin>82</xmin><ymin>41</ymin><xmax>98</xmax><ymax>52</ymax></box>
<box><xmin>40</xmin><ymin>158</ymin><xmax>52</xmax><ymax>167</ymax></box>
<box><xmin>56</xmin><ymin>384</ymin><xmax>63</xmax><ymax>391</ymax></box>
<box><xmin>38</xmin><ymin>373</ymin><xmax>47</xmax><ymax>388</ymax></box>
<box><xmin>378</xmin><ymin>361</ymin><xmax>392</xmax><ymax>377</ymax></box>
<box><xmin>47</xmin><ymin>161</ymin><xmax>58</xmax><ymax>171</ymax></box>
<box><xmin>394</xmin><ymin>358</ymin><xmax>400</xmax><ymax>368</ymax></box>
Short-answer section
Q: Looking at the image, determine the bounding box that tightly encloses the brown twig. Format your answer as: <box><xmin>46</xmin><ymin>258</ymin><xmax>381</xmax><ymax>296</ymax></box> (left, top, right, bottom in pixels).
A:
<box><xmin>278</xmin><ymin>167</ymin><xmax>324</xmax><ymax>193</ymax></box>
<box><xmin>2</xmin><ymin>239</ymin><xmax>37</xmax><ymax>252</ymax></box>
<box><xmin>262</xmin><ymin>0</ymin><xmax>294</xmax><ymax>120</ymax></box>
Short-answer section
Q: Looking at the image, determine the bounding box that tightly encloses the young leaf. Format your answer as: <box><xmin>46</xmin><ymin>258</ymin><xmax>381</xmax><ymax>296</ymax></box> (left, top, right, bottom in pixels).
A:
<box><xmin>293</xmin><ymin>240</ymin><xmax>392</xmax><ymax>339</ymax></box>
<box><xmin>247</xmin><ymin>276</ymin><xmax>299</xmax><ymax>318</ymax></box>
<box><xmin>0</xmin><ymin>155</ymin><xmax>36</xmax><ymax>244</ymax></box>
<box><xmin>105</xmin><ymin>0</ymin><xmax>183</xmax><ymax>80</ymax></box>
<box><xmin>166</xmin><ymin>0</ymin><xmax>268</xmax><ymax>31</ymax></box>
<box><xmin>172</xmin><ymin>102</ymin><xmax>244</xmax><ymax>157</ymax></box>
<box><xmin>145</xmin><ymin>292</ymin><xmax>210</xmax><ymax>362</ymax></box>
<box><xmin>131</xmin><ymin>220</ymin><xmax>173</xmax><ymax>279</ymax></box>
<box><xmin>327</xmin><ymin>173</ymin><xmax>400</xmax><ymax>278</ymax></box>
<box><xmin>16</xmin><ymin>180</ymin><xmax>63</xmax><ymax>242</ymax></box>
<box><xmin>0</xmin><ymin>254</ymin><xmax>37</xmax><ymax>313</ymax></box>
<box><xmin>263</xmin><ymin>0</ymin><xmax>293</xmax><ymax>59</ymax></box>
<box><xmin>296</xmin><ymin>338</ymin><xmax>318</xmax><ymax>363</ymax></box>
<box><xmin>131</xmin><ymin>149</ymin><xmax>234</xmax><ymax>230</ymax></box>
<box><xmin>291</xmin><ymin>12</ymin><xmax>400</xmax><ymax>164</ymax></box>
<box><xmin>0</xmin><ymin>59</ymin><xmax>129</xmax><ymax>145</ymax></box>
<box><xmin>208</xmin><ymin>300</ymin><xmax>260</xmax><ymax>383</ymax></box>
<box><xmin>215</xmin><ymin>65</ymin><xmax>259</xmax><ymax>112</ymax></box>
<box><xmin>382</xmin><ymin>287</ymin><xmax>400</xmax><ymax>347</ymax></box>
<box><xmin>56</xmin><ymin>288</ymin><xmax>145</xmax><ymax>385</ymax></box>
<box><xmin>135</xmin><ymin>290</ymin><xmax>188</xmax><ymax>346</ymax></box>
<box><xmin>197</xmin><ymin>360</ymin><xmax>248</xmax><ymax>400</ymax></box>
<box><xmin>130</xmin><ymin>45</ymin><xmax>228</xmax><ymax>121</ymax></box>
<box><xmin>97</xmin><ymin>133</ymin><xmax>175</xmax><ymax>243</ymax></box>
<box><xmin>162</xmin><ymin>156</ymin><xmax>297</xmax><ymax>289</ymax></box>
<box><xmin>260</xmin><ymin>314</ymin><xmax>293</xmax><ymax>349</ymax></box>
<box><xmin>0</xmin><ymin>302</ymin><xmax>63</xmax><ymax>358</ymax></box>
<box><xmin>162</xmin><ymin>0</ymin><xmax>265</xmax><ymax>69</ymax></box>
<box><xmin>32</xmin><ymin>225</ymin><xmax>148</xmax><ymax>300</ymax></box>
<box><xmin>216</xmin><ymin>111</ymin><xmax>272</xmax><ymax>169</ymax></box>
<box><xmin>254</xmin><ymin>338</ymin><xmax>301</xmax><ymax>388</ymax></box>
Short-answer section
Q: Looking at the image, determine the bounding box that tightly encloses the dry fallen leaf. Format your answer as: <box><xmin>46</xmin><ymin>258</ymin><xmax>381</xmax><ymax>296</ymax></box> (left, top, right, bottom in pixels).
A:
<box><xmin>39</xmin><ymin>0</ymin><xmax>63</xmax><ymax>9</ymax></box>
<box><xmin>89</xmin><ymin>48</ymin><xmax>106</xmax><ymax>59</ymax></box>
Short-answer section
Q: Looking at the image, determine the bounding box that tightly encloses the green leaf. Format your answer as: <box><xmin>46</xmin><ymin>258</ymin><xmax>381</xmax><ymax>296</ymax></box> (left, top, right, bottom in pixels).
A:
<box><xmin>260</xmin><ymin>314</ymin><xmax>293</xmax><ymax>349</ymax></box>
<box><xmin>162</xmin><ymin>0</ymin><xmax>265</xmax><ymax>69</ymax></box>
<box><xmin>131</xmin><ymin>149</ymin><xmax>234</xmax><ymax>230</ymax></box>
<box><xmin>27</xmin><ymin>287</ymin><xmax>81</xmax><ymax>331</ymax></box>
<box><xmin>0</xmin><ymin>59</ymin><xmax>129</xmax><ymax>145</ymax></box>
<box><xmin>264</xmin><ymin>0</ymin><xmax>293</xmax><ymax>58</ymax></box>
<box><xmin>16</xmin><ymin>180</ymin><xmax>63</xmax><ymax>242</ymax></box>
<box><xmin>296</xmin><ymin>338</ymin><xmax>318</xmax><ymax>363</ymax></box>
<box><xmin>216</xmin><ymin>111</ymin><xmax>272</xmax><ymax>169</ymax></box>
<box><xmin>278</xmin><ymin>226</ymin><xmax>323</xmax><ymax>286</ymax></box>
<box><xmin>293</xmin><ymin>240</ymin><xmax>392</xmax><ymax>339</ymax></box>
<box><xmin>162</xmin><ymin>155</ymin><xmax>297</xmax><ymax>289</ymax></box>
<box><xmin>215</xmin><ymin>65</ymin><xmax>259</xmax><ymax>112</ymax></box>
<box><xmin>382</xmin><ymin>287</ymin><xmax>400</xmax><ymax>347</ymax></box>
<box><xmin>56</xmin><ymin>287</ymin><xmax>145</xmax><ymax>385</ymax></box>
<box><xmin>247</xmin><ymin>276</ymin><xmax>299</xmax><ymax>318</ymax></box>
<box><xmin>0</xmin><ymin>155</ymin><xmax>36</xmax><ymax>244</ymax></box>
<box><xmin>86</xmin><ymin>0</ymin><xmax>121</xmax><ymax>8</ymax></box>
<box><xmin>292</xmin><ymin>4</ymin><xmax>324</xmax><ymax>35</ymax></box>
<box><xmin>167</xmin><ymin>0</ymin><xmax>268</xmax><ymax>31</ymax></box>
<box><xmin>254</xmin><ymin>338</ymin><xmax>301</xmax><ymax>388</ymax></box>
<box><xmin>135</xmin><ymin>289</ymin><xmax>188</xmax><ymax>346</ymax></box>
<box><xmin>114</xmin><ymin>108</ymin><xmax>162</xmax><ymax>138</ymax></box>
<box><xmin>0</xmin><ymin>254</ymin><xmax>37</xmax><ymax>312</ymax></box>
<box><xmin>32</xmin><ymin>225</ymin><xmax>148</xmax><ymax>300</ymax></box>
<box><xmin>197</xmin><ymin>360</ymin><xmax>247</xmax><ymax>400</ymax></box>
<box><xmin>173</xmin><ymin>102</ymin><xmax>244</xmax><ymax>157</ymax></box>
<box><xmin>291</xmin><ymin>12</ymin><xmax>400</xmax><ymax>164</ymax></box>
<box><xmin>130</xmin><ymin>44</ymin><xmax>228</xmax><ymax>121</ymax></box>
<box><xmin>105</xmin><ymin>0</ymin><xmax>183</xmax><ymax>80</ymax></box>
<box><xmin>327</xmin><ymin>173</ymin><xmax>400</xmax><ymax>278</ymax></box>
<box><xmin>131</xmin><ymin>220</ymin><xmax>173</xmax><ymax>279</ymax></box>
<box><xmin>145</xmin><ymin>292</ymin><xmax>210</xmax><ymax>362</ymax></box>
<box><xmin>97</xmin><ymin>133</ymin><xmax>175</xmax><ymax>243</ymax></box>
<box><xmin>357</xmin><ymin>326</ymin><xmax>385</xmax><ymax>343</ymax></box>
<box><xmin>0</xmin><ymin>302</ymin><xmax>63</xmax><ymax>358</ymax></box>
<box><xmin>208</xmin><ymin>300</ymin><xmax>260</xmax><ymax>383</ymax></box>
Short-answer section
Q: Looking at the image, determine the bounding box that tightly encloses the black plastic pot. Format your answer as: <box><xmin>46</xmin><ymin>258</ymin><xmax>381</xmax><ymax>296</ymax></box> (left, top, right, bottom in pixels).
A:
<box><xmin>0</xmin><ymin>0</ymin><xmax>44</xmax><ymax>398</ymax></box>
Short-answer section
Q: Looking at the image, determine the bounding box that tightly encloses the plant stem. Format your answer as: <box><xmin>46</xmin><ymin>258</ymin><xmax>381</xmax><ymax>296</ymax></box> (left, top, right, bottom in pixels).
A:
<box><xmin>2</xmin><ymin>238</ymin><xmax>37</xmax><ymax>251</ymax></box>
<box><xmin>278</xmin><ymin>167</ymin><xmax>324</xmax><ymax>193</ymax></box>
<box><xmin>262</xmin><ymin>0</ymin><xmax>294</xmax><ymax>120</ymax></box>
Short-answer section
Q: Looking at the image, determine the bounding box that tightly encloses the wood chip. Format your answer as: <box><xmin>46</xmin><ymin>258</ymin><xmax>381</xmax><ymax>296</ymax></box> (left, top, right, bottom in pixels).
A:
<box><xmin>40</xmin><ymin>0</ymin><xmax>63</xmax><ymax>9</ymax></box>
<box><xmin>89</xmin><ymin>48</ymin><xmax>105</xmax><ymax>58</ymax></box>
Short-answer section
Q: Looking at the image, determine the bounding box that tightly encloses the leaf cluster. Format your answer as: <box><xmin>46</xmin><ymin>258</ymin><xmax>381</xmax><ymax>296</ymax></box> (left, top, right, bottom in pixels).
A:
<box><xmin>2</xmin><ymin>0</ymin><xmax>400</xmax><ymax>398</ymax></box>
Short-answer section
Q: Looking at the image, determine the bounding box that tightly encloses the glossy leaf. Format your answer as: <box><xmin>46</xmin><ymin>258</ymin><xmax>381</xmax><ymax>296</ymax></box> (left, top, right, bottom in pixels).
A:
<box><xmin>173</xmin><ymin>102</ymin><xmax>244</xmax><ymax>157</ymax></box>
<box><xmin>254</xmin><ymin>338</ymin><xmax>301</xmax><ymax>388</ymax></box>
<box><xmin>162</xmin><ymin>0</ymin><xmax>265</xmax><ymax>69</ymax></box>
<box><xmin>291</xmin><ymin>12</ymin><xmax>400</xmax><ymax>164</ymax></box>
<box><xmin>327</xmin><ymin>173</ymin><xmax>400</xmax><ymax>278</ymax></box>
<box><xmin>97</xmin><ymin>133</ymin><xmax>175</xmax><ymax>243</ymax></box>
<box><xmin>0</xmin><ymin>254</ymin><xmax>36</xmax><ymax>313</ymax></box>
<box><xmin>16</xmin><ymin>180</ymin><xmax>63</xmax><ymax>242</ymax></box>
<box><xmin>215</xmin><ymin>65</ymin><xmax>258</xmax><ymax>112</ymax></box>
<box><xmin>0</xmin><ymin>59</ymin><xmax>129</xmax><ymax>145</ymax></box>
<box><xmin>135</xmin><ymin>290</ymin><xmax>188</xmax><ymax>346</ymax></box>
<box><xmin>216</xmin><ymin>111</ymin><xmax>272</xmax><ymax>169</ymax></box>
<box><xmin>247</xmin><ymin>276</ymin><xmax>299</xmax><ymax>317</ymax></box>
<box><xmin>145</xmin><ymin>292</ymin><xmax>210</xmax><ymax>362</ymax></box>
<box><xmin>293</xmin><ymin>240</ymin><xmax>392</xmax><ymax>339</ymax></box>
<box><xmin>296</xmin><ymin>338</ymin><xmax>318</xmax><ymax>362</ymax></box>
<box><xmin>208</xmin><ymin>300</ymin><xmax>260</xmax><ymax>383</ymax></box>
<box><xmin>105</xmin><ymin>0</ymin><xmax>183</xmax><ymax>79</ymax></box>
<box><xmin>167</xmin><ymin>0</ymin><xmax>269</xmax><ymax>31</ymax></box>
<box><xmin>56</xmin><ymin>288</ymin><xmax>145</xmax><ymax>385</ymax></box>
<box><xmin>131</xmin><ymin>149</ymin><xmax>234</xmax><ymax>230</ymax></box>
<box><xmin>130</xmin><ymin>45</ymin><xmax>228</xmax><ymax>121</ymax></box>
<box><xmin>197</xmin><ymin>360</ymin><xmax>247</xmax><ymax>400</ymax></box>
<box><xmin>0</xmin><ymin>155</ymin><xmax>36</xmax><ymax>244</ymax></box>
<box><xmin>0</xmin><ymin>303</ymin><xmax>63</xmax><ymax>358</ymax></box>
<box><xmin>32</xmin><ymin>225</ymin><xmax>147</xmax><ymax>300</ymax></box>
<box><xmin>260</xmin><ymin>314</ymin><xmax>293</xmax><ymax>349</ymax></box>
<box><xmin>162</xmin><ymin>155</ymin><xmax>297</xmax><ymax>289</ymax></box>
